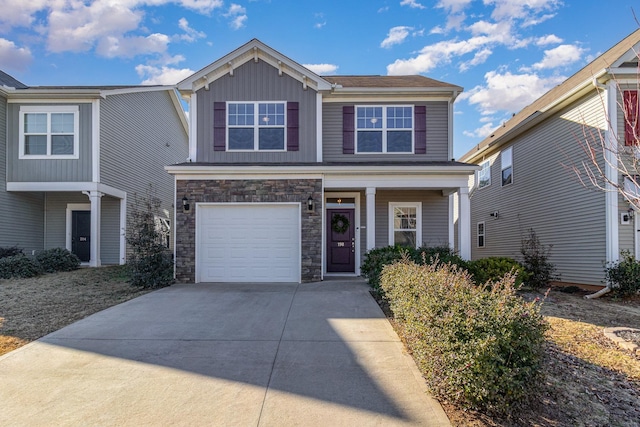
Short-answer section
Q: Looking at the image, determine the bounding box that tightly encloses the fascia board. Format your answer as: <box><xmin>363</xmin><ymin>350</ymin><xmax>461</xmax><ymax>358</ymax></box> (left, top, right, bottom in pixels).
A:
<box><xmin>165</xmin><ymin>164</ymin><xmax>479</xmax><ymax>176</ymax></box>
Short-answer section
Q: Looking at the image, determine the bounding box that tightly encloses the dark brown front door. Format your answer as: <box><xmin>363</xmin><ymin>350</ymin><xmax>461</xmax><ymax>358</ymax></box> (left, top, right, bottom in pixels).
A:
<box><xmin>327</xmin><ymin>209</ymin><xmax>355</xmax><ymax>273</ymax></box>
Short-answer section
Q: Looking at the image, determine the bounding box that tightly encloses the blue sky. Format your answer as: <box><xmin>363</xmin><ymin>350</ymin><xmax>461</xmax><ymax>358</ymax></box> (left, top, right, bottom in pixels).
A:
<box><xmin>0</xmin><ymin>0</ymin><xmax>638</xmax><ymax>158</ymax></box>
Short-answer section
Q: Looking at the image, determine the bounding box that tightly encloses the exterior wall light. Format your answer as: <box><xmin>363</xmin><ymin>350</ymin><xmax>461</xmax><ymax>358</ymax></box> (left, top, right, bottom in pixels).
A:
<box><xmin>307</xmin><ymin>196</ymin><xmax>314</xmax><ymax>211</ymax></box>
<box><xmin>182</xmin><ymin>195</ymin><xmax>190</xmax><ymax>212</ymax></box>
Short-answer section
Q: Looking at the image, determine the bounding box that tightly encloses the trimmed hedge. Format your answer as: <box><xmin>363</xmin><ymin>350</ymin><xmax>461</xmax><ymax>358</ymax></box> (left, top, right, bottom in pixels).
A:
<box><xmin>467</xmin><ymin>256</ymin><xmax>529</xmax><ymax>288</ymax></box>
<box><xmin>0</xmin><ymin>246</ymin><xmax>23</xmax><ymax>260</ymax></box>
<box><xmin>35</xmin><ymin>248</ymin><xmax>80</xmax><ymax>273</ymax></box>
<box><xmin>604</xmin><ymin>250</ymin><xmax>640</xmax><ymax>297</ymax></box>
<box><xmin>380</xmin><ymin>258</ymin><xmax>547</xmax><ymax>415</ymax></box>
<box><xmin>0</xmin><ymin>254</ymin><xmax>41</xmax><ymax>279</ymax></box>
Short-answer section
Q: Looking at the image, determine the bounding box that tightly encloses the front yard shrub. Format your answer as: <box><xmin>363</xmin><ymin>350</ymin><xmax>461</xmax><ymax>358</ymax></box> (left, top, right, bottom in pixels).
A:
<box><xmin>604</xmin><ymin>250</ymin><xmax>640</xmax><ymax>297</ymax></box>
<box><xmin>0</xmin><ymin>254</ymin><xmax>41</xmax><ymax>279</ymax></box>
<box><xmin>467</xmin><ymin>256</ymin><xmax>529</xmax><ymax>287</ymax></box>
<box><xmin>0</xmin><ymin>246</ymin><xmax>23</xmax><ymax>259</ymax></box>
<box><xmin>380</xmin><ymin>258</ymin><xmax>547</xmax><ymax>415</ymax></box>
<box><xmin>35</xmin><ymin>248</ymin><xmax>80</xmax><ymax>273</ymax></box>
<box><xmin>520</xmin><ymin>228</ymin><xmax>558</xmax><ymax>289</ymax></box>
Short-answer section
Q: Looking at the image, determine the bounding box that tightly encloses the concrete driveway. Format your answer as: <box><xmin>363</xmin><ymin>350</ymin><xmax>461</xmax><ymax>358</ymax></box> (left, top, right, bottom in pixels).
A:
<box><xmin>0</xmin><ymin>279</ymin><xmax>450</xmax><ymax>426</ymax></box>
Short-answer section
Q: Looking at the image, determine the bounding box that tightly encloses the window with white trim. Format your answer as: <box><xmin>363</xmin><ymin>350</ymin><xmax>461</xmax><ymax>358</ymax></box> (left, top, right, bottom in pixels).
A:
<box><xmin>227</xmin><ymin>102</ymin><xmax>286</xmax><ymax>151</ymax></box>
<box><xmin>477</xmin><ymin>221</ymin><xmax>485</xmax><ymax>248</ymax></box>
<box><xmin>477</xmin><ymin>160</ymin><xmax>491</xmax><ymax>189</ymax></box>
<box><xmin>356</xmin><ymin>105</ymin><xmax>413</xmax><ymax>153</ymax></box>
<box><xmin>389</xmin><ymin>202</ymin><xmax>422</xmax><ymax>248</ymax></box>
<box><xmin>501</xmin><ymin>147</ymin><xmax>513</xmax><ymax>186</ymax></box>
<box><xmin>19</xmin><ymin>106</ymin><xmax>79</xmax><ymax>159</ymax></box>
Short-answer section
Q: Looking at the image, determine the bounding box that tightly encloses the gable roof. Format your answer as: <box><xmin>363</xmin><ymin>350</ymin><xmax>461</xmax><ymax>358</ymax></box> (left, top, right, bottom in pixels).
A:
<box><xmin>0</xmin><ymin>70</ymin><xmax>27</xmax><ymax>89</ymax></box>
<box><xmin>177</xmin><ymin>38</ymin><xmax>333</xmax><ymax>94</ymax></box>
<box><xmin>322</xmin><ymin>75</ymin><xmax>458</xmax><ymax>89</ymax></box>
<box><xmin>461</xmin><ymin>28</ymin><xmax>640</xmax><ymax>163</ymax></box>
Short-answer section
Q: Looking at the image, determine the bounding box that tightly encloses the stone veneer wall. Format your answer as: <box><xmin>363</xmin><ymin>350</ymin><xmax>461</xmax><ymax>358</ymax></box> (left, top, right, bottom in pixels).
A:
<box><xmin>175</xmin><ymin>179</ymin><xmax>323</xmax><ymax>283</ymax></box>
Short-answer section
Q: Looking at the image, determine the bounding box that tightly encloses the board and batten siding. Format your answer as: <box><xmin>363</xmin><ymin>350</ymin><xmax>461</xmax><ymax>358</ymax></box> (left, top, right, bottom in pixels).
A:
<box><xmin>469</xmin><ymin>91</ymin><xmax>608</xmax><ymax>286</ymax></box>
<box><xmin>322</xmin><ymin>101</ymin><xmax>450</xmax><ymax>162</ymax></box>
<box><xmin>100</xmin><ymin>90</ymin><xmax>188</xmax><ymax>253</ymax></box>
<box><xmin>196</xmin><ymin>59</ymin><xmax>317</xmax><ymax>163</ymax></box>
<box><xmin>374</xmin><ymin>190</ymin><xmax>449</xmax><ymax>248</ymax></box>
<box><xmin>6</xmin><ymin>103</ymin><xmax>93</xmax><ymax>182</ymax></box>
<box><xmin>0</xmin><ymin>94</ymin><xmax>45</xmax><ymax>252</ymax></box>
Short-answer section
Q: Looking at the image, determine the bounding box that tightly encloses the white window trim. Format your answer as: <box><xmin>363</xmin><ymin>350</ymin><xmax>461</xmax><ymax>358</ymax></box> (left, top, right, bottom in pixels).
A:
<box><xmin>355</xmin><ymin>105</ymin><xmax>414</xmax><ymax>154</ymax></box>
<box><xmin>388</xmin><ymin>202</ymin><xmax>422</xmax><ymax>248</ymax></box>
<box><xmin>477</xmin><ymin>221</ymin><xmax>486</xmax><ymax>248</ymax></box>
<box><xmin>19</xmin><ymin>105</ymin><xmax>80</xmax><ymax>159</ymax></box>
<box><xmin>226</xmin><ymin>101</ymin><xmax>287</xmax><ymax>152</ymax></box>
<box><xmin>477</xmin><ymin>160</ymin><xmax>491</xmax><ymax>189</ymax></box>
<box><xmin>501</xmin><ymin>147</ymin><xmax>513</xmax><ymax>186</ymax></box>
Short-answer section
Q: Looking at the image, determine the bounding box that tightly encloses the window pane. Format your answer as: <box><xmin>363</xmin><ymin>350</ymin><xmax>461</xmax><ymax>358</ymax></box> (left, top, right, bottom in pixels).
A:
<box><xmin>258</xmin><ymin>103</ymin><xmax>284</xmax><ymax>127</ymax></box>
<box><xmin>258</xmin><ymin>128</ymin><xmax>284</xmax><ymax>150</ymax></box>
<box><xmin>357</xmin><ymin>131</ymin><xmax>382</xmax><ymax>152</ymax></box>
<box><xmin>51</xmin><ymin>135</ymin><xmax>74</xmax><ymax>154</ymax></box>
<box><xmin>51</xmin><ymin>113</ymin><xmax>74</xmax><ymax>133</ymax></box>
<box><xmin>25</xmin><ymin>135</ymin><xmax>47</xmax><ymax>155</ymax></box>
<box><xmin>356</xmin><ymin>107</ymin><xmax>382</xmax><ymax>129</ymax></box>
<box><xmin>228</xmin><ymin>128</ymin><xmax>254</xmax><ymax>150</ymax></box>
<box><xmin>394</xmin><ymin>207</ymin><xmax>416</xmax><ymax>229</ymax></box>
<box><xmin>478</xmin><ymin>235</ymin><xmax>485</xmax><ymax>247</ymax></box>
<box><xmin>502</xmin><ymin>166</ymin><xmax>512</xmax><ymax>186</ymax></box>
<box><xmin>478</xmin><ymin>161</ymin><xmax>491</xmax><ymax>188</ymax></box>
<box><xmin>386</xmin><ymin>106</ymin><xmax>412</xmax><ymax>129</ymax></box>
<box><xmin>24</xmin><ymin>113</ymin><xmax>47</xmax><ymax>133</ymax></box>
<box><xmin>394</xmin><ymin>231</ymin><xmax>416</xmax><ymax>247</ymax></box>
<box><xmin>387</xmin><ymin>131</ymin><xmax>412</xmax><ymax>152</ymax></box>
<box><xmin>229</xmin><ymin>103</ymin><xmax>254</xmax><ymax>126</ymax></box>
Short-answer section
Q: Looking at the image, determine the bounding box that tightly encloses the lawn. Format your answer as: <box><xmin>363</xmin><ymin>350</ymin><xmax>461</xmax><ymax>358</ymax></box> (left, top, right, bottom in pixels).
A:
<box><xmin>1</xmin><ymin>268</ymin><xmax>639</xmax><ymax>426</ymax></box>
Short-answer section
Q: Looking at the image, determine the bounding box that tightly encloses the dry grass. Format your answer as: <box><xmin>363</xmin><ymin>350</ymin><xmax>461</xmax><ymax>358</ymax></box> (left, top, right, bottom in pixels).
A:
<box><xmin>0</xmin><ymin>266</ymin><xmax>152</xmax><ymax>356</ymax></box>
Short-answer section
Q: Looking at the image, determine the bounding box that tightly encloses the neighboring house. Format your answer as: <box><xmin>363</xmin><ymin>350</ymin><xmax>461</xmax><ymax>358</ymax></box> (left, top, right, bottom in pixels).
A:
<box><xmin>0</xmin><ymin>70</ymin><xmax>188</xmax><ymax>266</ymax></box>
<box><xmin>460</xmin><ymin>29</ymin><xmax>640</xmax><ymax>289</ymax></box>
<box><xmin>167</xmin><ymin>39</ymin><xmax>478</xmax><ymax>284</ymax></box>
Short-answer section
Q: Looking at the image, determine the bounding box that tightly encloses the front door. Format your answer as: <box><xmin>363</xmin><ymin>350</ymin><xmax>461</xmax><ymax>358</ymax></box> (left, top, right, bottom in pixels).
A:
<box><xmin>327</xmin><ymin>209</ymin><xmax>355</xmax><ymax>273</ymax></box>
<box><xmin>72</xmin><ymin>211</ymin><xmax>91</xmax><ymax>262</ymax></box>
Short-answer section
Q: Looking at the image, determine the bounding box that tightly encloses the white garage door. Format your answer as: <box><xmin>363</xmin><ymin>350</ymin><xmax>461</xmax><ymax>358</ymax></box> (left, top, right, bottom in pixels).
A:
<box><xmin>197</xmin><ymin>204</ymin><xmax>300</xmax><ymax>283</ymax></box>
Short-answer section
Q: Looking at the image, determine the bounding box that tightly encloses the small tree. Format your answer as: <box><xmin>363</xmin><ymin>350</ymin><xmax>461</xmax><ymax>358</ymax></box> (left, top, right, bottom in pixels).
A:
<box><xmin>126</xmin><ymin>192</ymin><xmax>174</xmax><ymax>289</ymax></box>
<box><xmin>520</xmin><ymin>228</ymin><xmax>557</xmax><ymax>289</ymax></box>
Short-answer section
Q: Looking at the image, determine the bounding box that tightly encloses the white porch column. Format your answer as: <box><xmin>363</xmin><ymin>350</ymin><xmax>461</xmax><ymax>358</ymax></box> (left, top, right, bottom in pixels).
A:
<box><xmin>366</xmin><ymin>187</ymin><xmax>376</xmax><ymax>250</ymax></box>
<box><xmin>604</xmin><ymin>79</ymin><xmax>619</xmax><ymax>264</ymax></box>
<box><xmin>119</xmin><ymin>195</ymin><xmax>127</xmax><ymax>265</ymax></box>
<box><xmin>458</xmin><ymin>186</ymin><xmax>471</xmax><ymax>260</ymax></box>
<box><xmin>88</xmin><ymin>191</ymin><xmax>103</xmax><ymax>267</ymax></box>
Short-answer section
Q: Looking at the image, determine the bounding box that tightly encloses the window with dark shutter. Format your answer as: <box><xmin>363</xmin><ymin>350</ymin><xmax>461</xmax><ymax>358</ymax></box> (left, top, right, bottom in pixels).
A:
<box><xmin>414</xmin><ymin>105</ymin><xmax>426</xmax><ymax>154</ymax></box>
<box><xmin>343</xmin><ymin>105</ymin><xmax>355</xmax><ymax>154</ymax></box>
<box><xmin>287</xmin><ymin>102</ymin><xmax>299</xmax><ymax>151</ymax></box>
<box><xmin>213</xmin><ymin>102</ymin><xmax>226</xmax><ymax>151</ymax></box>
<box><xmin>624</xmin><ymin>90</ymin><xmax>640</xmax><ymax>146</ymax></box>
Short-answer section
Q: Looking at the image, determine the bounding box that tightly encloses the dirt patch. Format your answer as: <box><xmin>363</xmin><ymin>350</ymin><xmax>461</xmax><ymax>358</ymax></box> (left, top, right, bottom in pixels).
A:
<box><xmin>0</xmin><ymin>266</ymin><xmax>152</xmax><ymax>356</ymax></box>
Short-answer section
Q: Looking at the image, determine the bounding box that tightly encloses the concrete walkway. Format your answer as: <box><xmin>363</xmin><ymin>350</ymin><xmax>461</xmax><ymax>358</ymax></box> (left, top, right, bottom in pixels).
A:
<box><xmin>0</xmin><ymin>279</ymin><xmax>450</xmax><ymax>426</ymax></box>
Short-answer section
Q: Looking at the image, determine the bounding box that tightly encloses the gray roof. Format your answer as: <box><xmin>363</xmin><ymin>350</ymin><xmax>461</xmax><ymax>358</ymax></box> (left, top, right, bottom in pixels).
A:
<box><xmin>322</xmin><ymin>75</ymin><xmax>460</xmax><ymax>90</ymax></box>
<box><xmin>0</xmin><ymin>70</ymin><xmax>27</xmax><ymax>89</ymax></box>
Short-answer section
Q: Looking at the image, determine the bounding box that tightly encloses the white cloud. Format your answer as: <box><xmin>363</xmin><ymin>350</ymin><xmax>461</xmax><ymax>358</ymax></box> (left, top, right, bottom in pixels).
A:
<box><xmin>536</xmin><ymin>34</ymin><xmax>563</xmax><ymax>46</ymax></box>
<box><xmin>135</xmin><ymin>64</ymin><xmax>195</xmax><ymax>85</ymax></box>
<box><xmin>381</xmin><ymin>26</ymin><xmax>412</xmax><ymax>49</ymax></box>
<box><xmin>533</xmin><ymin>44</ymin><xmax>585</xmax><ymax>70</ymax></box>
<box><xmin>486</xmin><ymin>0</ymin><xmax>561</xmax><ymax>21</ymax></box>
<box><xmin>176</xmin><ymin>17</ymin><xmax>206</xmax><ymax>42</ymax></box>
<box><xmin>435</xmin><ymin>0</ymin><xmax>472</xmax><ymax>31</ymax></box>
<box><xmin>400</xmin><ymin>0</ymin><xmax>426</xmax><ymax>9</ymax></box>
<box><xmin>460</xmin><ymin>70</ymin><xmax>566</xmax><ymax>115</ymax></box>
<box><xmin>460</xmin><ymin>48</ymin><xmax>492</xmax><ymax>71</ymax></box>
<box><xmin>97</xmin><ymin>33</ymin><xmax>169</xmax><ymax>58</ymax></box>
<box><xmin>0</xmin><ymin>38</ymin><xmax>32</xmax><ymax>71</ymax></box>
<box><xmin>178</xmin><ymin>0</ymin><xmax>224</xmax><ymax>13</ymax></box>
<box><xmin>303</xmin><ymin>63</ymin><xmax>338</xmax><ymax>75</ymax></box>
<box><xmin>0</xmin><ymin>0</ymin><xmax>49</xmax><ymax>29</ymax></box>
<box><xmin>225</xmin><ymin>4</ymin><xmax>247</xmax><ymax>29</ymax></box>
<box><xmin>463</xmin><ymin>122</ymin><xmax>498</xmax><ymax>138</ymax></box>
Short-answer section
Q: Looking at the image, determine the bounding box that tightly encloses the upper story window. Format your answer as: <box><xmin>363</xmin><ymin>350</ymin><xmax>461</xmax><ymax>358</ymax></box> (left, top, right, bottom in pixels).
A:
<box><xmin>477</xmin><ymin>160</ymin><xmax>491</xmax><ymax>189</ymax></box>
<box><xmin>227</xmin><ymin>102</ymin><xmax>286</xmax><ymax>151</ymax></box>
<box><xmin>19</xmin><ymin>106</ymin><xmax>79</xmax><ymax>159</ymax></box>
<box><xmin>389</xmin><ymin>202</ymin><xmax>422</xmax><ymax>248</ymax></box>
<box><xmin>501</xmin><ymin>147</ymin><xmax>513</xmax><ymax>186</ymax></box>
<box><xmin>356</xmin><ymin>106</ymin><xmax>413</xmax><ymax>153</ymax></box>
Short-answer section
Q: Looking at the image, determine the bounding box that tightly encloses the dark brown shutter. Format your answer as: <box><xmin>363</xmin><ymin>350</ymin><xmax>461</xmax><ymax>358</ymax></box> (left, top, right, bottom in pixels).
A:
<box><xmin>624</xmin><ymin>91</ymin><xmax>639</xmax><ymax>146</ymax></box>
<box><xmin>213</xmin><ymin>102</ymin><xmax>226</xmax><ymax>151</ymax></box>
<box><xmin>343</xmin><ymin>105</ymin><xmax>354</xmax><ymax>154</ymax></box>
<box><xmin>287</xmin><ymin>102</ymin><xmax>299</xmax><ymax>151</ymax></box>
<box><xmin>414</xmin><ymin>105</ymin><xmax>426</xmax><ymax>154</ymax></box>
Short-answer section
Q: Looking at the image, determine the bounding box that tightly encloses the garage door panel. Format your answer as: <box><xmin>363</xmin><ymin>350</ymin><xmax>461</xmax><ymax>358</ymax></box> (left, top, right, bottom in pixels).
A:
<box><xmin>197</xmin><ymin>204</ymin><xmax>300</xmax><ymax>283</ymax></box>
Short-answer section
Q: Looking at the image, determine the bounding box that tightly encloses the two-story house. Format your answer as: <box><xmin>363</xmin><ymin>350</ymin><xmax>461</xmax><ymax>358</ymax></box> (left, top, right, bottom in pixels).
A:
<box><xmin>0</xmin><ymin>71</ymin><xmax>188</xmax><ymax>267</ymax></box>
<box><xmin>167</xmin><ymin>39</ymin><xmax>478</xmax><ymax>284</ymax></box>
<box><xmin>460</xmin><ymin>29</ymin><xmax>640</xmax><ymax>289</ymax></box>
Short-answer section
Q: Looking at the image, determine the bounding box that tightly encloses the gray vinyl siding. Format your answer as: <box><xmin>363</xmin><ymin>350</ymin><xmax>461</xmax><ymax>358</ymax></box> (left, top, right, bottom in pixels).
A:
<box><xmin>469</xmin><ymin>91</ymin><xmax>607</xmax><ymax>286</ymax></box>
<box><xmin>323</xmin><ymin>101</ymin><xmax>450</xmax><ymax>162</ymax></box>
<box><xmin>101</xmin><ymin>90</ymin><xmax>187</xmax><ymax>253</ymax></box>
<box><xmin>374</xmin><ymin>190</ymin><xmax>450</xmax><ymax>248</ymax></box>
<box><xmin>6</xmin><ymin>103</ymin><xmax>92</xmax><ymax>182</ymax></box>
<box><xmin>0</xmin><ymin>95</ymin><xmax>45</xmax><ymax>252</ymax></box>
<box><xmin>196</xmin><ymin>60</ymin><xmax>317</xmax><ymax>163</ymax></box>
<box><xmin>100</xmin><ymin>196</ymin><xmax>120</xmax><ymax>264</ymax></box>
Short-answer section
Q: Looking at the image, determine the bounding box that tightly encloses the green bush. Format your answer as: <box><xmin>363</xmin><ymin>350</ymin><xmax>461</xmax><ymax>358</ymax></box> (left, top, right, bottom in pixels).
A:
<box><xmin>361</xmin><ymin>245</ymin><xmax>467</xmax><ymax>290</ymax></box>
<box><xmin>520</xmin><ymin>229</ymin><xmax>558</xmax><ymax>289</ymax></box>
<box><xmin>35</xmin><ymin>248</ymin><xmax>80</xmax><ymax>273</ymax></box>
<box><xmin>604</xmin><ymin>250</ymin><xmax>640</xmax><ymax>297</ymax></box>
<box><xmin>380</xmin><ymin>258</ymin><xmax>547</xmax><ymax>415</ymax></box>
<box><xmin>0</xmin><ymin>254</ymin><xmax>41</xmax><ymax>279</ymax></box>
<box><xmin>0</xmin><ymin>246</ymin><xmax>23</xmax><ymax>259</ymax></box>
<box><xmin>467</xmin><ymin>256</ymin><xmax>529</xmax><ymax>287</ymax></box>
